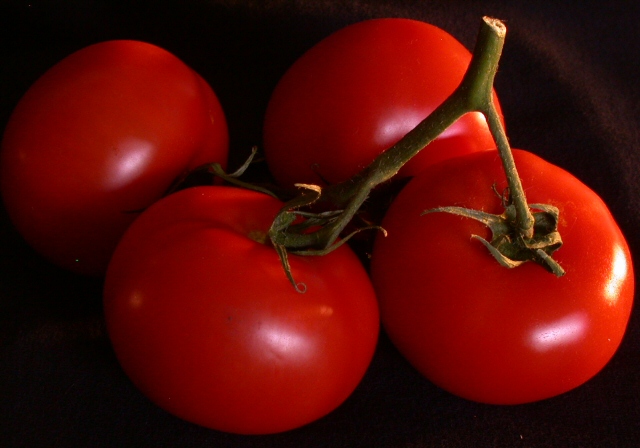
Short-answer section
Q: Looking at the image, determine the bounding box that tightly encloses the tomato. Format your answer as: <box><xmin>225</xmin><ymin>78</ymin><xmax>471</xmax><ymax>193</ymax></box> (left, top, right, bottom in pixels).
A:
<box><xmin>0</xmin><ymin>40</ymin><xmax>228</xmax><ymax>275</ymax></box>
<box><xmin>263</xmin><ymin>18</ymin><xmax>503</xmax><ymax>188</ymax></box>
<box><xmin>370</xmin><ymin>149</ymin><xmax>634</xmax><ymax>404</ymax></box>
<box><xmin>103</xmin><ymin>186</ymin><xmax>380</xmax><ymax>434</ymax></box>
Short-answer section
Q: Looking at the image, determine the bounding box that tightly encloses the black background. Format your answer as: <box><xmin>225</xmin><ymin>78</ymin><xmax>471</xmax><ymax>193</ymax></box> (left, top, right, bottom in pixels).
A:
<box><xmin>1</xmin><ymin>1</ymin><xmax>639</xmax><ymax>447</ymax></box>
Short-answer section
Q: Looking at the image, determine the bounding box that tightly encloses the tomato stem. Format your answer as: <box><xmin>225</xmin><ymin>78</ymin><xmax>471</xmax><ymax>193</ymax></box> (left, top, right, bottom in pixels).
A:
<box><xmin>483</xmin><ymin>95</ymin><xmax>536</xmax><ymax>238</ymax></box>
<box><xmin>268</xmin><ymin>17</ymin><xmax>550</xmax><ymax>286</ymax></box>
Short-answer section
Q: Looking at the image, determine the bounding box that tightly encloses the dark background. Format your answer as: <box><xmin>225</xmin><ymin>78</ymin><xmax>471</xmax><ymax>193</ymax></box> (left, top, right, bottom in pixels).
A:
<box><xmin>1</xmin><ymin>1</ymin><xmax>639</xmax><ymax>447</ymax></box>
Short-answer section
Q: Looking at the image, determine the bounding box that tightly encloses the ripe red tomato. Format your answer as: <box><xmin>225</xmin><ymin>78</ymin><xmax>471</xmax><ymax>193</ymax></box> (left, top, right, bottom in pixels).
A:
<box><xmin>370</xmin><ymin>149</ymin><xmax>634</xmax><ymax>404</ymax></box>
<box><xmin>1</xmin><ymin>40</ymin><xmax>228</xmax><ymax>275</ymax></box>
<box><xmin>103</xmin><ymin>186</ymin><xmax>380</xmax><ymax>434</ymax></box>
<box><xmin>263</xmin><ymin>18</ymin><xmax>503</xmax><ymax>188</ymax></box>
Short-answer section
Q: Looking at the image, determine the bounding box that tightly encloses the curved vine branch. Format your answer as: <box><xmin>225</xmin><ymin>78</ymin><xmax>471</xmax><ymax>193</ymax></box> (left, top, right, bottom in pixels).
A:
<box><xmin>267</xmin><ymin>17</ymin><xmax>562</xmax><ymax>289</ymax></box>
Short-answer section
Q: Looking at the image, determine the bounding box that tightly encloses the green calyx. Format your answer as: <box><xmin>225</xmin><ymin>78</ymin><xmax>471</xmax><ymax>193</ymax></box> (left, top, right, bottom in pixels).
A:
<box><xmin>423</xmin><ymin>200</ymin><xmax>565</xmax><ymax>276</ymax></box>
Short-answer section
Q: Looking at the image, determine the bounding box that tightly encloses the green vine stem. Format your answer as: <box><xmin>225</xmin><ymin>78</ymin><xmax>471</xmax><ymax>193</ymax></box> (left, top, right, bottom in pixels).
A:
<box><xmin>268</xmin><ymin>17</ymin><xmax>563</xmax><ymax>286</ymax></box>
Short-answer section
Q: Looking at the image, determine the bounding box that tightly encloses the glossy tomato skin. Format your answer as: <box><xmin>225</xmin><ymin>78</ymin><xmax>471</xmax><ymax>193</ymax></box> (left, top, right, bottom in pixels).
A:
<box><xmin>263</xmin><ymin>18</ymin><xmax>503</xmax><ymax>188</ymax></box>
<box><xmin>0</xmin><ymin>40</ymin><xmax>228</xmax><ymax>275</ymax></box>
<box><xmin>370</xmin><ymin>150</ymin><xmax>634</xmax><ymax>404</ymax></box>
<box><xmin>103</xmin><ymin>186</ymin><xmax>380</xmax><ymax>434</ymax></box>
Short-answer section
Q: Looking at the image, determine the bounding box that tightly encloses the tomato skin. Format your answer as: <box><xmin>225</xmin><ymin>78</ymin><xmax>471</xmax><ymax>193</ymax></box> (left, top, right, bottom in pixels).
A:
<box><xmin>263</xmin><ymin>18</ymin><xmax>503</xmax><ymax>188</ymax></box>
<box><xmin>0</xmin><ymin>40</ymin><xmax>228</xmax><ymax>275</ymax></box>
<box><xmin>103</xmin><ymin>186</ymin><xmax>379</xmax><ymax>434</ymax></box>
<box><xmin>370</xmin><ymin>150</ymin><xmax>634</xmax><ymax>404</ymax></box>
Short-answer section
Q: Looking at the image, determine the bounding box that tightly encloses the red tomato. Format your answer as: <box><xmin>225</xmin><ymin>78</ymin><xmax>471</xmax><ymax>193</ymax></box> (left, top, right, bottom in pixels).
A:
<box><xmin>103</xmin><ymin>186</ymin><xmax>380</xmax><ymax>434</ymax></box>
<box><xmin>1</xmin><ymin>40</ymin><xmax>228</xmax><ymax>275</ymax></box>
<box><xmin>370</xmin><ymin>150</ymin><xmax>634</xmax><ymax>404</ymax></box>
<box><xmin>263</xmin><ymin>18</ymin><xmax>503</xmax><ymax>188</ymax></box>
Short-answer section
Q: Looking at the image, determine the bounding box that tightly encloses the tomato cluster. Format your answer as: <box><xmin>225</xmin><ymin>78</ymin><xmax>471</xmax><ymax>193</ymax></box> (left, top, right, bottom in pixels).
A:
<box><xmin>1</xmin><ymin>18</ymin><xmax>634</xmax><ymax>435</ymax></box>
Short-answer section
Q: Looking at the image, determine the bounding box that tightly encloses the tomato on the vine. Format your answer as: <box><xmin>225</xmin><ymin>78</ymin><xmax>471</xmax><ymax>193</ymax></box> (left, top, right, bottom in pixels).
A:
<box><xmin>263</xmin><ymin>18</ymin><xmax>503</xmax><ymax>188</ymax></box>
<box><xmin>1</xmin><ymin>40</ymin><xmax>228</xmax><ymax>275</ymax></box>
<box><xmin>103</xmin><ymin>186</ymin><xmax>380</xmax><ymax>434</ymax></box>
<box><xmin>370</xmin><ymin>149</ymin><xmax>634</xmax><ymax>404</ymax></box>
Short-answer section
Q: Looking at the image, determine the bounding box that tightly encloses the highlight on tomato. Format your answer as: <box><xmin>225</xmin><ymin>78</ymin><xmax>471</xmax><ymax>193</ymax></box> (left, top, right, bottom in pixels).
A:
<box><xmin>103</xmin><ymin>186</ymin><xmax>380</xmax><ymax>435</ymax></box>
<box><xmin>370</xmin><ymin>149</ymin><xmax>634</xmax><ymax>405</ymax></box>
<box><xmin>0</xmin><ymin>40</ymin><xmax>229</xmax><ymax>275</ymax></box>
<box><xmin>263</xmin><ymin>18</ymin><xmax>503</xmax><ymax>189</ymax></box>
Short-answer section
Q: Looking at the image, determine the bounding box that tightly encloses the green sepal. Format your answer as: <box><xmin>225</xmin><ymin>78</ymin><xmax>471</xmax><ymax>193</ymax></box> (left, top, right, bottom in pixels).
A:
<box><xmin>423</xmin><ymin>202</ymin><xmax>565</xmax><ymax>276</ymax></box>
